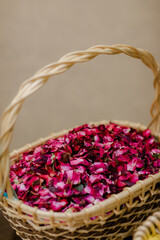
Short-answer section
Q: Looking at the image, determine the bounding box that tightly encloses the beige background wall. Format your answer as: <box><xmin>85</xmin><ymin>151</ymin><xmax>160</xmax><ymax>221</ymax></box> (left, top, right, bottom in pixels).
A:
<box><xmin>0</xmin><ymin>0</ymin><xmax>160</xmax><ymax>151</ymax></box>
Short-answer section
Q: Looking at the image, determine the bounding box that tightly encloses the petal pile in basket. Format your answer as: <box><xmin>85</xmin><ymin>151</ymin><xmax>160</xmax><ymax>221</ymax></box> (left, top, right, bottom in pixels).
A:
<box><xmin>10</xmin><ymin>123</ymin><xmax>160</xmax><ymax>212</ymax></box>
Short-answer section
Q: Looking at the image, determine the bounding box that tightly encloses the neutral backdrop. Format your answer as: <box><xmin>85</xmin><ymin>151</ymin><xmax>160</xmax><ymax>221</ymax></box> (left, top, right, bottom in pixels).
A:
<box><xmin>0</xmin><ymin>1</ymin><xmax>160</xmax><ymax>239</ymax></box>
<box><xmin>0</xmin><ymin>0</ymin><xmax>160</xmax><ymax>151</ymax></box>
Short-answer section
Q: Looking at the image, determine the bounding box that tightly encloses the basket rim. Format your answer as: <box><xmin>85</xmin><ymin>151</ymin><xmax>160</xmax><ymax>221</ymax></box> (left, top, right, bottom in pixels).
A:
<box><xmin>3</xmin><ymin>119</ymin><xmax>160</xmax><ymax>225</ymax></box>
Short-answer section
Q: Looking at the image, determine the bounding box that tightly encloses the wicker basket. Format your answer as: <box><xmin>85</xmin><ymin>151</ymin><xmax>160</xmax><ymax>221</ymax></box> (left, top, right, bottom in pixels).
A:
<box><xmin>133</xmin><ymin>211</ymin><xmax>160</xmax><ymax>240</ymax></box>
<box><xmin>0</xmin><ymin>45</ymin><xmax>160</xmax><ymax>240</ymax></box>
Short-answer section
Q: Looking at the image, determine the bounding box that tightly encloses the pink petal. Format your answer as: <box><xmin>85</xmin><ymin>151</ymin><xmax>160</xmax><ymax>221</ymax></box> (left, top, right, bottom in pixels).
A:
<box><xmin>151</xmin><ymin>149</ymin><xmax>160</xmax><ymax>154</ymax></box>
<box><xmin>117</xmin><ymin>179</ymin><xmax>126</xmax><ymax>187</ymax></box>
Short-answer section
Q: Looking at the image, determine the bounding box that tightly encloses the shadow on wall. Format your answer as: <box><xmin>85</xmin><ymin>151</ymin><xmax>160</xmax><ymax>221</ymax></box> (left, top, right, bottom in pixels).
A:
<box><xmin>0</xmin><ymin>212</ymin><xmax>21</xmax><ymax>240</ymax></box>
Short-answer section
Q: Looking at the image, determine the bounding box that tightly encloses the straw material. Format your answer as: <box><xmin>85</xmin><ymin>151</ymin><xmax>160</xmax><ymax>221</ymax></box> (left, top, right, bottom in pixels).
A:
<box><xmin>0</xmin><ymin>45</ymin><xmax>160</xmax><ymax>240</ymax></box>
<box><xmin>133</xmin><ymin>211</ymin><xmax>160</xmax><ymax>240</ymax></box>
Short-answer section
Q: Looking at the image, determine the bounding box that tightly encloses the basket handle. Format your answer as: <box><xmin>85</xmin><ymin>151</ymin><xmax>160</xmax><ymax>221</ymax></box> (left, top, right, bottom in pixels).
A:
<box><xmin>0</xmin><ymin>44</ymin><xmax>160</xmax><ymax>200</ymax></box>
<box><xmin>133</xmin><ymin>211</ymin><xmax>160</xmax><ymax>240</ymax></box>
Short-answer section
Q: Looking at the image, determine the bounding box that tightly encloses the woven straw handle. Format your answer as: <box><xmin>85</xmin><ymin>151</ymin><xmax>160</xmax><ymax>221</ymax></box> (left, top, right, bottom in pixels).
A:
<box><xmin>0</xmin><ymin>44</ymin><xmax>160</xmax><ymax>200</ymax></box>
<box><xmin>133</xmin><ymin>211</ymin><xmax>160</xmax><ymax>240</ymax></box>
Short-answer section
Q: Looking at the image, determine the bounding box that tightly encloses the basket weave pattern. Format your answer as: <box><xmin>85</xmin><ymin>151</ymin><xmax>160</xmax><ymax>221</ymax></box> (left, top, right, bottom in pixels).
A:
<box><xmin>0</xmin><ymin>45</ymin><xmax>160</xmax><ymax>240</ymax></box>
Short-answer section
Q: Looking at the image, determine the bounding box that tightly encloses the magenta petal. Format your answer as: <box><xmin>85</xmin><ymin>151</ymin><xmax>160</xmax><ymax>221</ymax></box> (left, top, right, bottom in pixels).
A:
<box><xmin>51</xmin><ymin>199</ymin><xmax>68</xmax><ymax>211</ymax></box>
<box><xmin>127</xmin><ymin>161</ymin><xmax>136</xmax><ymax>172</ymax></box>
<box><xmin>100</xmin><ymin>148</ymin><xmax>105</xmax><ymax>158</ymax></box>
<box><xmin>28</xmin><ymin>176</ymin><xmax>39</xmax><ymax>185</ymax></box>
<box><xmin>83</xmin><ymin>185</ymin><xmax>95</xmax><ymax>196</ymax></box>
<box><xmin>151</xmin><ymin>149</ymin><xmax>160</xmax><ymax>154</ymax></box>
<box><xmin>143</xmin><ymin>129</ymin><xmax>151</xmax><ymax>138</ymax></box>
<box><xmin>33</xmin><ymin>185</ymin><xmax>40</xmax><ymax>192</ymax></box>
<box><xmin>136</xmin><ymin>159</ymin><xmax>144</xmax><ymax>168</ymax></box>
<box><xmin>153</xmin><ymin>159</ymin><xmax>160</xmax><ymax>168</ymax></box>
<box><xmin>117</xmin><ymin>179</ymin><xmax>126</xmax><ymax>188</ymax></box>
<box><xmin>130</xmin><ymin>148</ymin><xmax>137</xmax><ymax>155</ymax></box>
<box><xmin>70</xmin><ymin>158</ymin><xmax>89</xmax><ymax>166</ymax></box>
<box><xmin>55</xmin><ymin>181</ymin><xmax>66</xmax><ymax>189</ymax></box>
<box><xmin>84</xmin><ymin>195</ymin><xmax>95</xmax><ymax>203</ymax></box>
<box><xmin>117</xmin><ymin>165</ymin><xmax>123</xmax><ymax>175</ymax></box>
<box><xmin>76</xmin><ymin>165</ymin><xmax>86</xmax><ymax>174</ymax></box>
<box><xmin>114</xmin><ymin>148</ymin><xmax>128</xmax><ymax>157</ymax></box>
<box><xmin>123</xmin><ymin>127</ymin><xmax>130</xmax><ymax>134</ymax></box>
<box><xmin>67</xmin><ymin>170</ymin><xmax>81</xmax><ymax>185</ymax></box>
<box><xmin>18</xmin><ymin>183</ymin><xmax>29</xmax><ymax>191</ymax></box>
<box><xmin>127</xmin><ymin>158</ymin><xmax>143</xmax><ymax>171</ymax></box>
<box><xmin>117</xmin><ymin>155</ymin><xmax>130</xmax><ymax>163</ymax></box>
<box><xmin>94</xmin><ymin>135</ymin><xmax>100</xmax><ymax>142</ymax></box>
<box><xmin>34</xmin><ymin>146</ymin><xmax>43</xmax><ymax>155</ymax></box>
<box><xmin>60</xmin><ymin>162</ymin><xmax>72</xmax><ymax>172</ymax></box>
<box><xmin>128</xmin><ymin>173</ymin><xmax>139</xmax><ymax>183</ymax></box>
<box><xmin>38</xmin><ymin>188</ymin><xmax>50</xmax><ymax>196</ymax></box>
